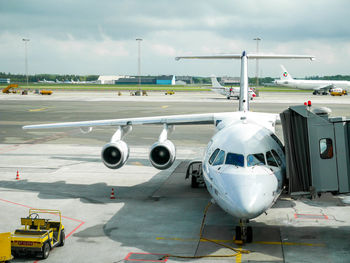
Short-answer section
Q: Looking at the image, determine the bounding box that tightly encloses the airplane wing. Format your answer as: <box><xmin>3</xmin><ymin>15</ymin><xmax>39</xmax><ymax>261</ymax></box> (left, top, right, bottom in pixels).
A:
<box><xmin>23</xmin><ymin>111</ymin><xmax>280</xmax><ymax>131</ymax></box>
<box><xmin>313</xmin><ymin>84</ymin><xmax>334</xmax><ymax>91</ymax></box>
<box><xmin>22</xmin><ymin>113</ymin><xmax>221</xmax><ymax>130</ymax></box>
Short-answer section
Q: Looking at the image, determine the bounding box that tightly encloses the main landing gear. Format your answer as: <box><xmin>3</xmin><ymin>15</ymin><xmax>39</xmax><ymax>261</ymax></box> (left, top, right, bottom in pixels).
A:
<box><xmin>235</xmin><ymin>219</ymin><xmax>253</xmax><ymax>243</ymax></box>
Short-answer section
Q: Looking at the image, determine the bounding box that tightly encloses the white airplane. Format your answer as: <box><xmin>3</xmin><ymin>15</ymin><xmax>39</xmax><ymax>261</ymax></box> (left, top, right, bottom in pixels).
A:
<box><xmin>38</xmin><ymin>79</ymin><xmax>55</xmax><ymax>84</ymax></box>
<box><xmin>210</xmin><ymin>76</ymin><xmax>256</xmax><ymax>100</ymax></box>
<box><xmin>275</xmin><ymin>65</ymin><xmax>350</xmax><ymax>95</ymax></box>
<box><xmin>23</xmin><ymin>51</ymin><xmax>314</xmax><ymax>243</ymax></box>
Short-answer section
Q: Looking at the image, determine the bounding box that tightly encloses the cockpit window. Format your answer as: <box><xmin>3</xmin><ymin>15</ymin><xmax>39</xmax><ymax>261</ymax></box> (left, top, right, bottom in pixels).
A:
<box><xmin>209</xmin><ymin>148</ymin><xmax>220</xmax><ymax>165</ymax></box>
<box><xmin>271</xmin><ymin>149</ymin><xmax>282</xmax><ymax>166</ymax></box>
<box><xmin>225</xmin><ymin>153</ymin><xmax>244</xmax><ymax>167</ymax></box>
<box><xmin>270</xmin><ymin>134</ymin><xmax>285</xmax><ymax>153</ymax></box>
<box><xmin>212</xmin><ymin>150</ymin><xmax>225</xmax><ymax>166</ymax></box>
<box><xmin>247</xmin><ymin>153</ymin><xmax>265</xmax><ymax>167</ymax></box>
<box><xmin>266</xmin><ymin>151</ymin><xmax>278</xmax><ymax>167</ymax></box>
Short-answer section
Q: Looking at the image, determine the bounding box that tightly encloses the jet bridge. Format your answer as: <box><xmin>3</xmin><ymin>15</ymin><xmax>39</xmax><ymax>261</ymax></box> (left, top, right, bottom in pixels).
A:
<box><xmin>280</xmin><ymin>103</ymin><xmax>350</xmax><ymax>197</ymax></box>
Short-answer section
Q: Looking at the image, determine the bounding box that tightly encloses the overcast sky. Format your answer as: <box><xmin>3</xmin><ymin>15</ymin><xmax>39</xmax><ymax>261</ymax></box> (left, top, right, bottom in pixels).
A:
<box><xmin>1</xmin><ymin>0</ymin><xmax>349</xmax><ymax>77</ymax></box>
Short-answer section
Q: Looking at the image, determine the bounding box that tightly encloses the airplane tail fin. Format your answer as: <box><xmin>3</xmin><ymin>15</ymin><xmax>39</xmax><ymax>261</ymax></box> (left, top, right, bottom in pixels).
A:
<box><xmin>210</xmin><ymin>76</ymin><xmax>223</xmax><ymax>88</ymax></box>
<box><xmin>280</xmin><ymin>65</ymin><xmax>293</xmax><ymax>80</ymax></box>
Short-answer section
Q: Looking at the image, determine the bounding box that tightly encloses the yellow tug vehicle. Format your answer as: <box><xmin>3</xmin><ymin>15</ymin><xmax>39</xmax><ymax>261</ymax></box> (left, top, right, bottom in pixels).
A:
<box><xmin>11</xmin><ymin>209</ymin><xmax>65</xmax><ymax>259</ymax></box>
<box><xmin>330</xmin><ymin>87</ymin><xmax>348</xmax><ymax>96</ymax></box>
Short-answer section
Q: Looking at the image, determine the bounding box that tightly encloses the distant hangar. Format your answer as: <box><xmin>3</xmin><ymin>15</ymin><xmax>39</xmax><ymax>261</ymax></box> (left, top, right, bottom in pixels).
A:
<box><xmin>98</xmin><ymin>75</ymin><xmax>175</xmax><ymax>85</ymax></box>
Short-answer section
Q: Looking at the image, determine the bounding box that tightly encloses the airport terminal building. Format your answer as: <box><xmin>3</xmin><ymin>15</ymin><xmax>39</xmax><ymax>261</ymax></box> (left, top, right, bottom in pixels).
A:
<box><xmin>98</xmin><ymin>75</ymin><xmax>175</xmax><ymax>85</ymax></box>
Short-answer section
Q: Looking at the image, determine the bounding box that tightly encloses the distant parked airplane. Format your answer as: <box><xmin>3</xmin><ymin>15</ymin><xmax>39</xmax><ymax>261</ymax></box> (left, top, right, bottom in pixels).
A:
<box><xmin>210</xmin><ymin>76</ymin><xmax>256</xmax><ymax>100</ymax></box>
<box><xmin>275</xmin><ymin>65</ymin><xmax>350</xmax><ymax>95</ymax></box>
<box><xmin>38</xmin><ymin>79</ymin><xmax>55</xmax><ymax>84</ymax></box>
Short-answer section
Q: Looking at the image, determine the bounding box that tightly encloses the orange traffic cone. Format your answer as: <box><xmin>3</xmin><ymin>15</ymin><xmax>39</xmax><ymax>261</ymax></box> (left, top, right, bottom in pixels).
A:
<box><xmin>110</xmin><ymin>188</ymin><xmax>116</xmax><ymax>199</ymax></box>
<box><xmin>16</xmin><ymin>170</ymin><xmax>20</xmax><ymax>180</ymax></box>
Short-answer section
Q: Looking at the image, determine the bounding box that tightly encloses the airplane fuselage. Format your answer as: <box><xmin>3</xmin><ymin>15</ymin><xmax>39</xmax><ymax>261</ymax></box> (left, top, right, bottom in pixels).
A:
<box><xmin>275</xmin><ymin>79</ymin><xmax>350</xmax><ymax>91</ymax></box>
<box><xmin>202</xmin><ymin>115</ymin><xmax>285</xmax><ymax>219</ymax></box>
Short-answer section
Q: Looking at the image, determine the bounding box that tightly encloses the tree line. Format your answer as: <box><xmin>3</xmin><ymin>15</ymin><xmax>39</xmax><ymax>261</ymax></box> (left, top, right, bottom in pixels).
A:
<box><xmin>1</xmin><ymin>72</ymin><xmax>350</xmax><ymax>84</ymax></box>
<box><xmin>0</xmin><ymin>72</ymin><xmax>99</xmax><ymax>83</ymax></box>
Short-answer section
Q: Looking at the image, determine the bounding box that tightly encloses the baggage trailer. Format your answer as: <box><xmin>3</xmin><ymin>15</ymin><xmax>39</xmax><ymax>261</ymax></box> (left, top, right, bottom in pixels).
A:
<box><xmin>0</xmin><ymin>232</ymin><xmax>13</xmax><ymax>262</ymax></box>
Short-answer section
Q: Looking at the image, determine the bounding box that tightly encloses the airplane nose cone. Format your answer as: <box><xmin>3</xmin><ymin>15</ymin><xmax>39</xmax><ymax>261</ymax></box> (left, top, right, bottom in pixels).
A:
<box><xmin>220</xmin><ymin>166</ymin><xmax>278</xmax><ymax>219</ymax></box>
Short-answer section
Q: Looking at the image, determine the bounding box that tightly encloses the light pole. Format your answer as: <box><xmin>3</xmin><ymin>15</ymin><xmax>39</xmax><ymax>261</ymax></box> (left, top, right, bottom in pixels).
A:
<box><xmin>23</xmin><ymin>38</ymin><xmax>30</xmax><ymax>87</ymax></box>
<box><xmin>136</xmin><ymin>38</ymin><xmax>143</xmax><ymax>91</ymax></box>
<box><xmin>253</xmin><ymin>37</ymin><xmax>261</xmax><ymax>87</ymax></box>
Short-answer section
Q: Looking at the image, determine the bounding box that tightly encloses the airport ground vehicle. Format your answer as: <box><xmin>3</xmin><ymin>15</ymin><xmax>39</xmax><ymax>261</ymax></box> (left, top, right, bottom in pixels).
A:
<box><xmin>0</xmin><ymin>232</ymin><xmax>13</xmax><ymax>262</ymax></box>
<box><xmin>2</xmin><ymin>84</ymin><xmax>18</xmax><ymax>94</ymax></box>
<box><xmin>11</xmin><ymin>209</ymin><xmax>65</xmax><ymax>259</ymax></box>
<box><xmin>40</xmin><ymin>90</ymin><xmax>53</xmax><ymax>95</ymax></box>
<box><xmin>330</xmin><ymin>88</ymin><xmax>348</xmax><ymax>96</ymax></box>
<box><xmin>165</xmin><ymin>90</ymin><xmax>175</xmax><ymax>95</ymax></box>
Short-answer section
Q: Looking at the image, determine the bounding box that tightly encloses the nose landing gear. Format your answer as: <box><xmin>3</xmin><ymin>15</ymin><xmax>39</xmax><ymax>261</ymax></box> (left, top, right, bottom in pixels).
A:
<box><xmin>235</xmin><ymin>219</ymin><xmax>253</xmax><ymax>243</ymax></box>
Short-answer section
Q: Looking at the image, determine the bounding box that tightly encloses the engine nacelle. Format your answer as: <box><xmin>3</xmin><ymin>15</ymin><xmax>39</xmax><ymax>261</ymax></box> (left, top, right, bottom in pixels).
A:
<box><xmin>149</xmin><ymin>140</ymin><xmax>176</xmax><ymax>170</ymax></box>
<box><xmin>101</xmin><ymin>140</ymin><xmax>129</xmax><ymax>169</ymax></box>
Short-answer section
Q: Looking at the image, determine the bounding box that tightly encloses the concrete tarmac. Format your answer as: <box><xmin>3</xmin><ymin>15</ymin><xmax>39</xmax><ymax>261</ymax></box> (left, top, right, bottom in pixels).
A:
<box><xmin>0</xmin><ymin>91</ymin><xmax>350</xmax><ymax>263</ymax></box>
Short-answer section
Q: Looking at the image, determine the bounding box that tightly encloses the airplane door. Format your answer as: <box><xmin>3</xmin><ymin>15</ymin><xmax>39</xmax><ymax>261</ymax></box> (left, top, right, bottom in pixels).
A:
<box><xmin>308</xmin><ymin>123</ymin><xmax>338</xmax><ymax>192</ymax></box>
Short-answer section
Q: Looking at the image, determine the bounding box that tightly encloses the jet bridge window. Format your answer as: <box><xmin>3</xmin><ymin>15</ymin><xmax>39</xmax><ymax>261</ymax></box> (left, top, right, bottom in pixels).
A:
<box><xmin>212</xmin><ymin>150</ymin><xmax>225</xmax><ymax>166</ymax></box>
<box><xmin>225</xmin><ymin>153</ymin><xmax>244</xmax><ymax>167</ymax></box>
<box><xmin>247</xmin><ymin>153</ymin><xmax>265</xmax><ymax>167</ymax></box>
<box><xmin>209</xmin><ymin>148</ymin><xmax>220</xmax><ymax>165</ymax></box>
<box><xmin>266</xmin><ymin>151</ymin><xmax>278</xmax><ymax>167</ymax></box>
<box><xmin>319</xmin><ymin>138</ymin><xmax>333</xmax><ymax>159</ymax></box>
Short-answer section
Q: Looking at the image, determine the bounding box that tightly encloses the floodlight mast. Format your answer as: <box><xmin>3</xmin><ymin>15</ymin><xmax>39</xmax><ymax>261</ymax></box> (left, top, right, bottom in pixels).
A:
<box><xmin>22</xmin><ymin>38</ymin><xmax>30</xmax><ymax>87</ymax></box>
<box><xmin>175</xmin><ymin>52</ymin><xmax>314</xmax><ymax>112</ymax></box>
<box><xmin>136</xmin><ymin>38</ymin><xmax>143</xmax><ymax>91</ymax></box>
<box><xmin>253</xmin><ymin>37</ymin><xmax>261</xmax><ymax>88</ymax></box>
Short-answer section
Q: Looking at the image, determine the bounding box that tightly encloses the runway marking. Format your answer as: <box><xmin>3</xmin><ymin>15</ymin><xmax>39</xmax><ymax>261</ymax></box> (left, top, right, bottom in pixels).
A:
<box><xmin>156</xmin><ymin>237</ymin><xmax>326</xmax><ymax>247</ymax></box>
<box><xmin>0</xmin><ymin>198</ymin><xmax>86</xmax><ymax>263</ymax></box>
<box><xmin>294</xmin><ymin>213</ymin><xmax>329</xmax><ymax>220</ymax></box>
<box><xmin>236</xmin><ymin>247</ymin><xmax>242</xmax><ymax>263</ymax></box>
<box><xmin>161</xmin><ymin>105</ymin><xmax>169</xmax><ymax>109</ymax></box>
<box><xmin>28</xmin><ymin>107</ymin><xmax>49</xmax><ymax>112</ymax></box>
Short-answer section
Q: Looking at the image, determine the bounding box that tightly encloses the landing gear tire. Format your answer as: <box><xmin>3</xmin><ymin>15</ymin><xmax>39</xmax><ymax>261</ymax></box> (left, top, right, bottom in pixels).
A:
<box><xmin>312</xmin><ymin>91</ymin><xmax>317</xmax><ymax>95</ymax></box>
<box><xmin>235</xmin><ymin>226</ymin><xmax>242</xmax><ymax>241</ymax></box>
<box><xmin>235</xmin><ymin>220</ymin><xmax>253</xmax><ymax>243</ymax></box>
<box><xmin>191</xmin><ymin>175</ymin><xmax>199</xmax><ymax>188</ymax></box>
<box><xmin>246</xmin><ymin>226</ymin><xmax>253</xmax><ymax>243</ymax></box>
<box><xmin>322</xmin><ymin>92</ymin><xmax>328</xmax><ymax>95</ymax></box>
<box><xmin>227</xmin><ymin>96</ymin><xmax>230</xmax><ymax>100</ymax></box>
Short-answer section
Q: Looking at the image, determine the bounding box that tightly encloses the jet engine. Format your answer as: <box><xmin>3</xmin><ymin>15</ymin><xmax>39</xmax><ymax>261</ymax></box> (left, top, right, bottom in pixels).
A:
<box><xmin>149</xmin><ymin>140</ymin><xmax>176</xmax><ymax>170</ymax></box>
<box><xmin>101</xmin><ymin>140</ymin><xmax>129</xmax><ymax>169</ymax></box>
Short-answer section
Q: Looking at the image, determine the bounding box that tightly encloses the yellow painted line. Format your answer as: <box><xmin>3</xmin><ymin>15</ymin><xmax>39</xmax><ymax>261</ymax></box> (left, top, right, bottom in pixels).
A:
<box><xmin>236</xmin><ymin>247</ymin><xmax>242</xmax><ymax>263</ymax></box>
<box><xmin>156</xmin><ymin>237</ymin><xmax>325</xmax><ymax>247</ymax></box>
<box><xmin>28</xmin><ymin>107</ymin><xmax>48</xmax><ymax>112</ymax></box>
<box><xmin>161</xmin><ymin>105</ymin><xmax>169</xmax><ymax>109</ymax></box>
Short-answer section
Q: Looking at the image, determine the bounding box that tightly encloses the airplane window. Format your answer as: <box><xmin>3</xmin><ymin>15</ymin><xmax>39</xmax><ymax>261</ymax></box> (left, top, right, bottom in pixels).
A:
<box><xmin>212</xmin><ymin>150</ymin><xmax>225</xmax><ymax>166</ymax></box>
<box><xmin>266</xmin><ymin>151</ymin><xmax>278</xmax><ymax>167</ymax></box>
<box><xmin>270</xmin><ymin>134</ymin><xmax>285</xmax><ymax>153</ymax></box>
<box><xmin>209</xmin><ymin>148</ymin><xmax>220</xmax><ymax>165</ymax></box>
<box><xmin>319</xmin><ymin>138</ymin><xmax>333</xmax><ymax>159</ymax></box>
<box><xmin>247</xmin><ymin>153</ymin><xmax>265</xmax><ymax>167</ymax></box>
<box><xmin>225</xmin><ymin>153</ymin><xmax>244</xmax><ymax>167</ymax></box>
<box><xmin>271</xmin><ymin>150</ymin><xmax>282</xmax><ymax>166</ymax></box>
